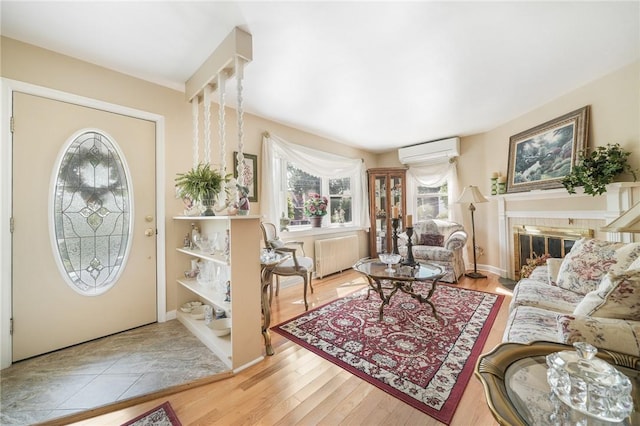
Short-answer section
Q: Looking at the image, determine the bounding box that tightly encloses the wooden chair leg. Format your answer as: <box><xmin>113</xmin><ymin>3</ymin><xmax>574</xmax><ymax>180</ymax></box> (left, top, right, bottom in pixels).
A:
<box><xmin>309</xmin><ymin>272</ymin><xmax>314</xmax><ymax>293</ymax></box>
<box><xmin>275</xmin><ymin>276</ymin><xmax>280</xmax><ymax>296</ymax></box>
<box><xmin>303</xmin><ymin>275</ymin><xmax>309</xmax><ymax>311</ymax></box>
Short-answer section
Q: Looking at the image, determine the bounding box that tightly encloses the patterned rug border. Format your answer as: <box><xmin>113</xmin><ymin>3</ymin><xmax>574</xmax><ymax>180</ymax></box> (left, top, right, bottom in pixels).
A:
<box><xmin>272</xmin><ymin>284</ymin><xmax>504</xmax><ymax>424</ymax></box>
<box><xmin>121</xmin><ymin>401</ymin><xmax>181</xmax><ymax>426</ymax></box>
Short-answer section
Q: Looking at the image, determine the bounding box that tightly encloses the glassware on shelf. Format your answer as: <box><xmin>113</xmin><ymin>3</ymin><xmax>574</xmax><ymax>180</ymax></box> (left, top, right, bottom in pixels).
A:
<box><xmin>194</xmin><ymin>232</ymin><xmax>215</xmax><ymax>254</ymax></box>
<box><xmin>379</xmin><ymin>252</ymin><xmax>402</xmax><ymax>273</ymax></box>
<box><xmin>546</xmin><ymin>342</ymin><xmax>633</xmax><ymax>422</ymax></box>
<box><xmin>197</xmin><ymin>260</ymin><xmax>215</xmax><ymax>288</ymax></box>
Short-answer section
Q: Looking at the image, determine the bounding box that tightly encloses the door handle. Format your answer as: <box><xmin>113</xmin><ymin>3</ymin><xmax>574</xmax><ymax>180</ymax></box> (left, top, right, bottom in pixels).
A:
<box><xmin>145</xmin><ymin>228</ymin><xmax>155</xmax><ymax>237</ymax></box>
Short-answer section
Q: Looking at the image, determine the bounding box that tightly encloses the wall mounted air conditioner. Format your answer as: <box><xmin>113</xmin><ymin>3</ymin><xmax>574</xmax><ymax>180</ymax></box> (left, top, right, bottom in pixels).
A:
<box><xmin>398</xmin><ymin>137</ymin><xmax>460</xmax><ymax>165</ymax></box>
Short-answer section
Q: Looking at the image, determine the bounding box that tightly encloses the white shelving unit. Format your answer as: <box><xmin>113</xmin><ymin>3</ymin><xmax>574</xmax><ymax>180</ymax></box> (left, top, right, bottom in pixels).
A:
<box><xmin>173</xmin><ymin>215</ymin><xmax>263</xmax><ymax>371</ymax></box>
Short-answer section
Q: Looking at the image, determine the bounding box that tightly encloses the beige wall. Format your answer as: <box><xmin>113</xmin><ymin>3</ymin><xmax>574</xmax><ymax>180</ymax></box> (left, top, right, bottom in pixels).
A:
<box><xmin>1</xmin><ymin>37</ymin><xmax>374</xmax><ymax>313</ymax></box>
<box><xmin>369</xmin><ymin>61</ymin><xmax>639</xmax><ymax>272</ymax></box>
<box><xmin>3</xmin><ymin>35</ymin><xmax>638</xmax><ymax>303</ymax></box>
<box><xmin>458</xmin><ymin>61</ymin><xmax>640</xmax><ymax>270</ymax></box>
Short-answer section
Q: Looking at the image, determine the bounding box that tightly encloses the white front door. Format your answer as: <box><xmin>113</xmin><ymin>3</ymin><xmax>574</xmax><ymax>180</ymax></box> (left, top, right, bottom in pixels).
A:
<box><xmin>12</xmin><ymin>92</ymin><xmax>157</xmax><ymax>361</ymax></box>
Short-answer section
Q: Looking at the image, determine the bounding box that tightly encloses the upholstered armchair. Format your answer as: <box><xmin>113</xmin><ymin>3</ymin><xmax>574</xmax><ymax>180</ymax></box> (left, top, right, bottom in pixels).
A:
<box><xmin>398</xmin><ymin>219</ymin><xmax>468</xmax><ymax>283</ymax></box>
<box><xmin>260</xmin><ymin>222</ymin><xmax>314</xmax><ymax>310</ymax></box>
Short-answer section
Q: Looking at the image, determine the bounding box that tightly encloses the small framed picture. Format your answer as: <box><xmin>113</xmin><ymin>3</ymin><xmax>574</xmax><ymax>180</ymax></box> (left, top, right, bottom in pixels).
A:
<box><xmin>234</xmin><ymin>152</ymin><xmax>258</xmax><ymax>202</ymax></box>
<box><xmin>506</xmin><ymin>106</ymin><xmax>589</xmax><ymax>193</ymax></box>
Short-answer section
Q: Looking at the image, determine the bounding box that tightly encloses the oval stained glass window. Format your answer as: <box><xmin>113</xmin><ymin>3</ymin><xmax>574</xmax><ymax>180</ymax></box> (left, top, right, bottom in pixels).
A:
<box><xmin>52</xmin><ymin>130</ymin><xmax>132</xmax><ymax>295</ymax></box>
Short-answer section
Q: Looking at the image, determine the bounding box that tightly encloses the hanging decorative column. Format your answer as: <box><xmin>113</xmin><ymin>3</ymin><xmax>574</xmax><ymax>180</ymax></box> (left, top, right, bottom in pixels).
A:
<box><xmin>218</xmin><ymin>72</ymin><xmax>227</xmax><ymax>175</ymax></box>
<box><xmin>203</xmin><ymin>86</ymin><xmax>212</xmax><ymax>166</ymax></box>
<box><xmin>235</xmin><ymin>56</ymin><xmax>250</xmax><ymax>215</ymax></box>
<box><xmin>191</xmin><ymin>98</ymin><xmax>199</xmax><ymax>168</ymax></box>
<box><xmin>183</xmin><ymin>27</ymin><xmax>253</xmax><ymax>216</ymax></box>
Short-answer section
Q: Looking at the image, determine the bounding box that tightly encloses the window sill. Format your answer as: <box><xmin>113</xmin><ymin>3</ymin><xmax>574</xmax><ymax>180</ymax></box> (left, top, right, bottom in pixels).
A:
<box><xmin>281</xmin><ymin>225</ymin><xmax>364</xmax><ymax>238</ymax></box>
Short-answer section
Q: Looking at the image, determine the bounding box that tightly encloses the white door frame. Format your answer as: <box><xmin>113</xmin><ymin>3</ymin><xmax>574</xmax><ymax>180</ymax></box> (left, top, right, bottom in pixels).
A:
<box><xmin>0</xmin><ymin>78</ymin><xmax>167</xmax><ymax>369</ymax></box>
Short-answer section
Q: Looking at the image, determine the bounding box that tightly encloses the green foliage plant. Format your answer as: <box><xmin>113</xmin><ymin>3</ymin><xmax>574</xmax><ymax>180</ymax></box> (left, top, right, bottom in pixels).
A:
<box><xmin>175</xmin><ymin>163</ymin><xmax>225</xmax><ymax>202</ymax></box>
<box><xmin>562</xmin><ymin>143</ymin><xmax>637</xmax><ymax>196</ymax></box>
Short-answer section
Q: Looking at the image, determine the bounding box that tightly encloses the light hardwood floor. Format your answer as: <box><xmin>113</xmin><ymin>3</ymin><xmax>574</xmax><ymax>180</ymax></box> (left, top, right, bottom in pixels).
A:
<box><xmin>65</xmin><ymin>270</ymin><xmax>512</xmax><ymax>426</ymax></box>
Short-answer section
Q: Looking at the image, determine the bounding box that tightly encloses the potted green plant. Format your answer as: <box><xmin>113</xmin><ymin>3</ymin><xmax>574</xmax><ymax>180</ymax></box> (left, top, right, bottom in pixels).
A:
<box><xmin>562</xmin><ymin>143</ymin><xmax>637</xmax><ymax>196</ymax></box>
<box><xmin>175</xmin><ymin>163</ymin><xmax>225</xmax><ymax>215</ymax></box>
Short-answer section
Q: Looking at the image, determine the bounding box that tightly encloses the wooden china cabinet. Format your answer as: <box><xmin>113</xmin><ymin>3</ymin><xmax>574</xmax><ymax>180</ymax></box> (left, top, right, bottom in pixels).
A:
<box><xmin>367</xmin><ymin>167</ymin><xmax>407</xmax><ymax>258</ymax></box>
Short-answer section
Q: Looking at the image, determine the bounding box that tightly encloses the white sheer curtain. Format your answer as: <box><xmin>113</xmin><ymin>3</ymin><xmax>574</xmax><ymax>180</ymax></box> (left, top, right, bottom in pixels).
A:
<box><xmin>261</xmin><ymin>133</ymin><xmax>370</xmax><ymax>228</ymax></box>
<box><xmin>406</xmin><ymin>158</ymin><xmax>463</xmax><ymax>224</ymax></box>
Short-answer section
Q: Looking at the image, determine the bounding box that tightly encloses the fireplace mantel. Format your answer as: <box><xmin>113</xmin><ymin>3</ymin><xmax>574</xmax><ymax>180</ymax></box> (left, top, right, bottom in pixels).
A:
<box><xmin>495</xmin><ymin>182</ymin><xmax>640</xmax><ymax>279</ymax></box>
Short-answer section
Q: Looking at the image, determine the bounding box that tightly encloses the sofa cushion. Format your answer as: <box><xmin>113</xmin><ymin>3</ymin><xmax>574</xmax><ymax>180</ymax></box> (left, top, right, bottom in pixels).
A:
<box><xmin>502</xmin><ymin>306</ymin><xmax>560</xmax><ymax>344</ymax></box>
<box><xmin>419</xmin><ymin>233</ymin><xmax>444</xmax><ymax>246</ymax></box>
<box><xmin>510</xmin><ymin>278</ymin><xmax>584</xmax><ymax>313</ymax></box>
<box><xmin>409</xmin><ymin>245</ymin><xmax>453</xmax><ymax>262</ymax></box>
<box><xmin>573</xmin><ymin>269</ymin><xmax>640</xmax><ymax>321</ymax></box>
<box><xmin>628</xmin><ymin>256</ymin><xmax>640</xmax><ymax>270</ymax></box>
<box><xmin>557</xmin><ymin>314</ymin><xmax>640</xmax><ymax>356</ymax></box>
<box><xmin>555</xmin><ymin>238</ymin><xmax>640</xmax><ymax>295</ymax></box>
<box><xmin>527</xmin><ymin>265</ymin><xmax>549</xmax><ymax>283</ymax></box>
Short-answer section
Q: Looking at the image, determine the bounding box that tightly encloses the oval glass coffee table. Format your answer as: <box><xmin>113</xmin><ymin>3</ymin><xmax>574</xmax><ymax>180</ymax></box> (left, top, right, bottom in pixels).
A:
<box><xmin>353</xmin><ymin>258</ymin><xmax>444</xmax><ymax>321</ymax></box>
<box><xmin>475</xmin><ymin>341</ymin><xmax>640</xmax><ymax>425</ymax></box>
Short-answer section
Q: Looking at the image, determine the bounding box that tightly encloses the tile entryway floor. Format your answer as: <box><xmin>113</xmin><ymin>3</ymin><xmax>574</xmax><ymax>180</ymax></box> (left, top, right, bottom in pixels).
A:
<box><xmin>0</xmin><ymin>320</ymin><xmax>228</xmax><ymax>425</ymax></box>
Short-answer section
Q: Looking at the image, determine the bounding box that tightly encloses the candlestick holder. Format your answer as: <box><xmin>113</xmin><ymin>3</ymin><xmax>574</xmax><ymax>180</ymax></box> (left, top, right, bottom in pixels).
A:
<box><xmin>392</xmin><ymin>218</ymin><xmax>400</xmax><ymax>255</ymax></box>
<box><xmin>401</xmin><ymin>226</ymin><xmax>417</xmax><ymax>266</ymax></box>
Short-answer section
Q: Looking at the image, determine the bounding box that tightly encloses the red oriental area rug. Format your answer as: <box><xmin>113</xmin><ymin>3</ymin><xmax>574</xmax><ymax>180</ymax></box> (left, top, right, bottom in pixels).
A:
<box><xmin>272</xmin><ymin>283</ymin><xmax>503</xmax><ymax>424</ymax></box>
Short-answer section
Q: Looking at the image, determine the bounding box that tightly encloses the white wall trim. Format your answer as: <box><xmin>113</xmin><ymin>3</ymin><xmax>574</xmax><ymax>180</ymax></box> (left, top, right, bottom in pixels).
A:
<box><xmin>505</xmin><ymin>210</ymin><xmax>607</xmax><ymax>220</ymax></box>
<box><xmin>0</xmin><ymin>78</ymin><xmax>167</xmax><ymax>369</ymax></box>
<box><xmin>495</xmin><ymin>182</ymin><xmax>640</xmax><ymax>280</ymax></box>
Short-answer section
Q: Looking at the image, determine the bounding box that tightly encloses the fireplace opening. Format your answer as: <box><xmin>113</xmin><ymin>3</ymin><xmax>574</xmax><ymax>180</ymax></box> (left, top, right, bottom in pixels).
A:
<box><xmin>513</xmin><ymin>225</ymin><xmax>594</xmax><ymax>279</ymax></box>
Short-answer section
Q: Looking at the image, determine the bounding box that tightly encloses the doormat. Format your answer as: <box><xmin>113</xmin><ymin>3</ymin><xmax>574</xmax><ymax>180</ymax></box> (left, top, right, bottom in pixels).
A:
<box><xmin>272</xmin><ymin>283</ymin><xmax>503</xmax><ymax>424</ymax></box>
<box><xmin>121</xmin><ymin>401</ymin><xmax>181</xmax><ymax>426</ymax></box>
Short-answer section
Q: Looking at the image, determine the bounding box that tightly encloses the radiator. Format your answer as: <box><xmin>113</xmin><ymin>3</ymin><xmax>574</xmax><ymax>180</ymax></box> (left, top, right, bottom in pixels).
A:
<box><xmin>314</xmin><ymin>235</ymin><xmax>359</xmax><ymax>279</ymax></box>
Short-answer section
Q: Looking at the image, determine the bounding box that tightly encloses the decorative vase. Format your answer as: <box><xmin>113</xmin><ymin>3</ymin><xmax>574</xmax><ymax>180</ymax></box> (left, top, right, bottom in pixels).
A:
<box><xmin>309</xmin><ymin>216</ymin><xmax>323</xmax><ymax>228</ymax></box>
<box><xmin>202</xmin><ymin>199</ymin><xmax>216</xmax><ymax>216</ymax></box>
<box><xmin>201</xmin><ymin>191</ymin><xmax>218</xmax><ymax>216</ymax></box>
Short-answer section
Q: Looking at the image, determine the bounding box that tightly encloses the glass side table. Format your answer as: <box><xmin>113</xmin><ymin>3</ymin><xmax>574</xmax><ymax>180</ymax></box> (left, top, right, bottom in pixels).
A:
<box><xmin>475</xmin><ymin>341</ymin><xmax>639</xmax><ymax>425</ymax></box>
<box><xmin>353</xmin><ymin>258</ymin><xmax>444</xmax><ymax>321</ymax></box>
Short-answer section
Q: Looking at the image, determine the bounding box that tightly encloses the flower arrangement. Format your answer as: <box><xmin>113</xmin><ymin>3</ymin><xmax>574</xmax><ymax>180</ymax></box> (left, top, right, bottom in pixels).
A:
<box><xmin>520</xmin><ymin>253</ymin><xmax>551</xmax><ymax>278</ymax></box>
<box><xmin>303</xmin><ymin>193</ymin><xmax>328</xmax><ymax>217</ymax></box>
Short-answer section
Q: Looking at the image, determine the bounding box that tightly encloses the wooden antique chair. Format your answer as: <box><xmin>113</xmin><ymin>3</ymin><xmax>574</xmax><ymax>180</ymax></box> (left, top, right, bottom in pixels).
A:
<box><xmin>260</xmin><ymin>222</ymin><xmax>314</xmax><ymax>310</ymax></box>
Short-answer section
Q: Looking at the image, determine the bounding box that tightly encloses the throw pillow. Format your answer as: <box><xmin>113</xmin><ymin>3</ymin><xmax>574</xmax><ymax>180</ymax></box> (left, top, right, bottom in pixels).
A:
<box><xmin>546</xmin><ymin>257</ymin><xmax>563</xmax><ymax>286</ymax></box>
<box><xmin>555</xmin><ymin>238</ymin><xmax>640</xmax><ymax>295</ymax></box>
<box><xmin>573</xmin><ymin>269</ymin><xmax>640</xmax><ymax>321</ymax></box>
<box><xmin>398</xmin><ymin>231</ymin><xmax>418</xmax><ymax>245</ymax></box>
<box><xmin>419</xmin><ymin>233</ymin><xmax>444</xmax><ymax>246</ymax></box>
<box><xmin>557</xmin><ymin>314</ymin><xmax>640</xmax><ymax>356</ymax></box>
<box><xmin>268</xmin><ymin>239</ymin><xmax>285</xmax><ymax>249</ymax></box>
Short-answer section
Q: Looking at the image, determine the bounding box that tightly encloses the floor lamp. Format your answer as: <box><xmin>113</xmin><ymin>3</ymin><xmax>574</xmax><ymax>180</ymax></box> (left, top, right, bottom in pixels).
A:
<box><xmin>457</xmin><ymin>185</ymin><xmax>488</xmax><ymax>279</ymax></box>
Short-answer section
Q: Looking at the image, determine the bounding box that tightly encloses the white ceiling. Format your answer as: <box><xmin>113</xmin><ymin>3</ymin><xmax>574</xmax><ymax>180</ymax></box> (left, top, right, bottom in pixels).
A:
<box><xmin>2</xmin><ymin>1</ymin><xmax>639</xmax><ymax>152</ymax></box>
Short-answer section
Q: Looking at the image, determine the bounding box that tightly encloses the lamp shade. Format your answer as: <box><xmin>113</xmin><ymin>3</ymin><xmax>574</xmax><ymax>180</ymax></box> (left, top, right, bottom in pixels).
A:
<box><xmin>600</xmin><ymin>201</ymin><xmax>640</xmax><ymax>233</ymax></box>
<box><xmin>456</xmin><ymin>185</ymin><xmax>488</xmax><ymax>204</ymax></box>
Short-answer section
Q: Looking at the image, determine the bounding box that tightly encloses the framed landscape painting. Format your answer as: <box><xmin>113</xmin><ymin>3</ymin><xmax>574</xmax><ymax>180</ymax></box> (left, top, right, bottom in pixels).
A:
<box><xmin>234</xmin><ymin>152</ymin><xmax>258</xmax><ymax>202</ymax></box>
<box><xmin>506</xmin><ymin>106</ymin><xmax>590</xmax><ymax>193</ymax></box>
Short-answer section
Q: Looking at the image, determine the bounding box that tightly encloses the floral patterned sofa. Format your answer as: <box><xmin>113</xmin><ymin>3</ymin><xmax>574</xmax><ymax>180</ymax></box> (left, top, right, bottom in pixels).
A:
<box><xmin>503</xmin><ymin>238</ymin><xmax>640</xmax><ymax>356</ymax></box>
<box><xmin>398</xmin><ymin>219</ymin><xmax>467</xmax><ymax>283</ymax></box>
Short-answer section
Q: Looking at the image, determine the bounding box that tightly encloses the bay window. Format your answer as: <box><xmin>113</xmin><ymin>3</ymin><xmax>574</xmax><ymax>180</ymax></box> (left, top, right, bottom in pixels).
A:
<box><xmin>262</xmin><ymin>133</ymin><xmax>368</xmax><ymax>230</ymax></box>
